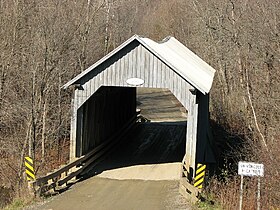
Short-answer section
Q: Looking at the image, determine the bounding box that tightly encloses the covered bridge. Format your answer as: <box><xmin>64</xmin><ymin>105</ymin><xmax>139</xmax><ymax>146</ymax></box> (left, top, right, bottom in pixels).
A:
<box><xmin>62</xmin><ymin>34</ymin><xmax>216</xmax><ymax>179</ymax></box>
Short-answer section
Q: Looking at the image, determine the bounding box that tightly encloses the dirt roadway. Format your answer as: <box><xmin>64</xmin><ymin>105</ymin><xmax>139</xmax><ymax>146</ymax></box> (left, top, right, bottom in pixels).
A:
<box><xmin>29</xmin><ymin>177</ymin><xmax>191</xmax><ymax>210</ymax></box>
<box><xmin>30</xmin><ymin>121</ymin><xmax>191</xmax><ymax>210</ymax></box>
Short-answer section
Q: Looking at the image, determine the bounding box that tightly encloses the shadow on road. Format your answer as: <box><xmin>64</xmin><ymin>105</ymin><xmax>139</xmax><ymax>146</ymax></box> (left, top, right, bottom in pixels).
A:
<box><xmin>81</xmin><ymin>120</ymin><xmax>187</xmax><ymax>180</ymax></box>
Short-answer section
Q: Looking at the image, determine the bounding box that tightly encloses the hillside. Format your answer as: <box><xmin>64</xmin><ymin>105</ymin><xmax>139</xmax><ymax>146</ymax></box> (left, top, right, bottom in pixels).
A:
<box><xmin>0</xmin><ymin>0</ymin><xmax>279</xmax><ymax>209</ymax></box>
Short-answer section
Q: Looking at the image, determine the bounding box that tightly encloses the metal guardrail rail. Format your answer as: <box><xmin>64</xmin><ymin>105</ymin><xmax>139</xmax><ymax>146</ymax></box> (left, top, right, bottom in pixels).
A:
<box><xmin>32</xmin><ymin>116</ymin><xmax>137</xmax><ymax>196</ymax></box>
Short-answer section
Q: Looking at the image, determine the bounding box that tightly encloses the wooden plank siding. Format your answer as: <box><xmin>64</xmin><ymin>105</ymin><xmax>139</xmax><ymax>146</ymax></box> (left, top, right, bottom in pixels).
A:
<box><xmin>76</xmin><ymin>87</ymin><xmax>136</xmax><ymax>157</ymax></box>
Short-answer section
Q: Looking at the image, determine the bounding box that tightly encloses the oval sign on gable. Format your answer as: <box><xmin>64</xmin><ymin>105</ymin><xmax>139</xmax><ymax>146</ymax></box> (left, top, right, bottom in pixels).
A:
<box><xmin>126</xmin><ymin>78</ymin><xmax>144</xmax><ymax>86</ymax></box>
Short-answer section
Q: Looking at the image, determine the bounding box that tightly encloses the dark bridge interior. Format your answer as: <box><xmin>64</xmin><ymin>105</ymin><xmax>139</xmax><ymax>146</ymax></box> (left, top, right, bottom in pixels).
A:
<box><xmin>82</xmin><ymin>88</ymin><xmax>188</xmax><ymax>180</ymax></box>
<box><xmin>76</xmin><ymin>86</ymin><xmax>136</xmax><ymax>156</ymax></box>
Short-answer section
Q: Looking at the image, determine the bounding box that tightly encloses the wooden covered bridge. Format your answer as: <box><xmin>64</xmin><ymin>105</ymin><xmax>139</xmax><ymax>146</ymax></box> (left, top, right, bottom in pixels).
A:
<box><xmin>34</xmin><ymin>35</ymin><xmax>216</xmax><ymax>201</ymax></box>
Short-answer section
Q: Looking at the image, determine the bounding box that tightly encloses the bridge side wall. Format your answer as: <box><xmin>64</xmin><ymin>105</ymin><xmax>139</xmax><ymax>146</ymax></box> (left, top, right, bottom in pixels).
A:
<box><xmin>74</xmin><ymin>87</ymin><xmax>136</xmax><ymax>157</ymax></box>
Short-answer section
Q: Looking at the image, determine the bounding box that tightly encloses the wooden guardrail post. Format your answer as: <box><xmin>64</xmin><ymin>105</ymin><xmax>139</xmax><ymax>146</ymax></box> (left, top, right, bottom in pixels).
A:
<box><xmin>180</xmin><ymin>160</ymin><xmax>208</xmax><ymax>203</ymax></box>
<box><xmin>180</xmin><ymin>159</ymin><xmax>199</xmax><ymax>203</ymax></box>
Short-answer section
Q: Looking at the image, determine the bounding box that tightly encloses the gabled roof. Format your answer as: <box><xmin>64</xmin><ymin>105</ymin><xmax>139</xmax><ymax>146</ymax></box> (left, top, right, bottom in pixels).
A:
<box><xmin>62</xmin><ymin>34</ymin><xmax>216</xmax><ymax>94</ymax></box>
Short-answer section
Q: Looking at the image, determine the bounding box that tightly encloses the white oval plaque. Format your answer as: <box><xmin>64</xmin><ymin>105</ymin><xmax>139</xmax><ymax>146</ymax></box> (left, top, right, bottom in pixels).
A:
<box><xmin>126</xmin><ymin>78</ymin><xmax>144</xmax><ymax>86</ymax></box>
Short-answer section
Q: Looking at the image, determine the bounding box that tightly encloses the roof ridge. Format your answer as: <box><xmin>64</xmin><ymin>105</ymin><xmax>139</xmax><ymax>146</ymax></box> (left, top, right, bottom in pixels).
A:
<box><xmin>159</xmin><ymin>36</ymin><xmax>172</xmax><ymax>43</ymax></box>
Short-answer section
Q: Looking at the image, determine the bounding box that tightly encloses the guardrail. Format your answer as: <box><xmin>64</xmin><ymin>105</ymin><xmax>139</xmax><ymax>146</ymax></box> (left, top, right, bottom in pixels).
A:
<box><xmin>32</xmin><ymin>116</ymin><xmax>137</xmax><ymax>196</ymax></box>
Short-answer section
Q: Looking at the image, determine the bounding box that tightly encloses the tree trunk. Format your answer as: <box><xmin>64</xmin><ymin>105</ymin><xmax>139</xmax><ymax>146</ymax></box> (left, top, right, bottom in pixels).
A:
<box><xmin>57</xmin><ymin>73</ymin><xmax>62</xmax><ymax>161</ymax></box>
<box><xmin>0</xmin><ymin>66</ymin><xmax>5</xmax><ymax>110</ymax></box>
<box><xmin>104</xmin><ymin>0</ymin><xmax>111</xmax><ymax>54</ymax></box>
<box><xmin>41</xmin><ymin>97</ymin><xmax>47</xmax><ymax>161</ymax></box>
<box><xmin>29</xmin><ymin>70</ymin><xmax>36</xmax><ymax>160</ymax></box>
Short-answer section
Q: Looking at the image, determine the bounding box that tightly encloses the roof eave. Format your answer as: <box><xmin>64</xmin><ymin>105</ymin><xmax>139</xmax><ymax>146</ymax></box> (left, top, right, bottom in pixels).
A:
<box><xmin>62</xmin><ymin>34</ymin><xmax>141</xmax><ymax>89</ymax></box>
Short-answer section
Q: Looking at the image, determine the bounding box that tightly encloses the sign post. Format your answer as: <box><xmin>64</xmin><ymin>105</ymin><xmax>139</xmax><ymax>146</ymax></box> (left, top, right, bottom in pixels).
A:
<box><xmin>257</xmin><ymin>177</ymin><xmax>261</xmax><ymax>210</ymax></box>
<box><xmin>239</xmin><ymin>175</ymin><xmax>244</xmax><ymax>210</ymax></box>
<box><xmin>238</xmin><ymin>161</ymin><xmax>264</xmax><ymax>210</ymax></box>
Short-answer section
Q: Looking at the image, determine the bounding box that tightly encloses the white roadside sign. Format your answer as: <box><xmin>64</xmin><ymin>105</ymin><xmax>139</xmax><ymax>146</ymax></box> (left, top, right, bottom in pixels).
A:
<box><xmin>238</xmin><ymin>161</ymin><xmax>264</xmax><ymax>177</ymax></box>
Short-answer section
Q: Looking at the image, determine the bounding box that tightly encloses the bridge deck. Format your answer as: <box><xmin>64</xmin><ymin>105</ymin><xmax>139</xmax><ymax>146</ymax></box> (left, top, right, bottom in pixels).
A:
<box><xmin>31</xmin><ymin>88</ymin><xmax>191</xmax><ymax>210</ymax></box>
<box><xmin>137</xmin><ymin>87</ymin><xmax>187</xmax><ymax>122</ymax></box>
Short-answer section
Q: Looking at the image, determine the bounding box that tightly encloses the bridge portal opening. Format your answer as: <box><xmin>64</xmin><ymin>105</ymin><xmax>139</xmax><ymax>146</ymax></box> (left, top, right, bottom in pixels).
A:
<box><xmin>82</xmin><ymin>87</ymin><xmax>187</xmax><ymax>180</ymax></box>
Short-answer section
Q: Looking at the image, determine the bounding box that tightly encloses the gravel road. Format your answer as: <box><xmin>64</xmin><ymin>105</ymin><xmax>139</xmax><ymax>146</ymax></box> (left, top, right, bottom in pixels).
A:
<box><xmin>30</xmin><ymin>177</ymin><xmax>191</xmax><ymax>210</ymax></box>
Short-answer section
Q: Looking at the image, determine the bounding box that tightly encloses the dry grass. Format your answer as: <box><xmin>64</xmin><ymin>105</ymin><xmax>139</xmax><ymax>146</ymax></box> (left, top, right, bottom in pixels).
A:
<box><xmin>0</xmin><ymin>140</ymin><xmax>69</xmax><ymax>209</ymax></box>
<box><xmin>205</xmin><ymin>119</ymin><xmax>280</xmax><ymax>210</ymax></box>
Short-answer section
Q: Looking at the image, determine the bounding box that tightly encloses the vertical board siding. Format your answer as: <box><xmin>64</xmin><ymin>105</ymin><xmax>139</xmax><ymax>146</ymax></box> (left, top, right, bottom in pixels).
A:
<box><xmin>153</xmin><ymin>55</ymin><xmax>158</xmax><ymax>88</ymax></box>
<box><xmin>117</xmin><ymin>55</ymin><xmax>121</xmax><ymax>85</ymax></box>
<box><xmin>70</xmin><ymin>98</ymin><xmax>77</xmax><ymax>161</ymax></box>
<box><xmin>78</xmin><ymin>87</ymin><xmax>136</xmax><ymax>155</ymax></box>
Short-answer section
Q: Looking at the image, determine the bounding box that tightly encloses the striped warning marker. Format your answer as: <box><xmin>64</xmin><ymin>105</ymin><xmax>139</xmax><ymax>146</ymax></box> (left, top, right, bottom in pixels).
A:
<box><xmin>194</xmin><ymin>163</ymin><xmax>206</xmax><ymax>189</ymax></box>
<box><xmin>25</xmin><ymin>156</ymin><xmax>35</xmax><ymax>181</ymax></box>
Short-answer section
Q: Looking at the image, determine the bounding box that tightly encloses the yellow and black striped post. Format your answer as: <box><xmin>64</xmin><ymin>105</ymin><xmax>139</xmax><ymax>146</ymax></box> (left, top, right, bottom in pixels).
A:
<box><xmin>194</xmin><ymin>163</ymin><xmax>206</xmax><ymax>189</ymax></box>
<box><xmin>25</xmin><ymin>156</ymin><xmax>35</xmax><ymax>181</ymax></box>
